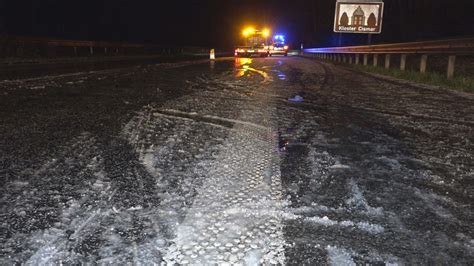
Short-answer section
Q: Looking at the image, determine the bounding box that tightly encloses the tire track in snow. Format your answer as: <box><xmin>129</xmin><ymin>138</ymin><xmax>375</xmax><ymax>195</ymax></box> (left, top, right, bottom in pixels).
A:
<box><xmin>164</xmin><ymin>83</ymin><xmax>287</xmax><ymax>264</ymax></box>
<box><xmin>91</xmin><ymin>102</ymin><xmax>232</xmax><ymax>264</ymax></box>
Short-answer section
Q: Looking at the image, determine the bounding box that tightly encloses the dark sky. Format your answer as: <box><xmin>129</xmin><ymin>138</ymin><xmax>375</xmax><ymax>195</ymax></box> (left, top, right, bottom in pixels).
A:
<box><xmin>1</xmin><ymin>0</ymin><xmax>473</xmax><ymax>48</ymax></box>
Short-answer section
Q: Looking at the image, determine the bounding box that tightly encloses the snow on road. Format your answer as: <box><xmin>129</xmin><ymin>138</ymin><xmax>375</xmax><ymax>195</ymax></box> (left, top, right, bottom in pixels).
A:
<box><xmin>1</xmin><ymin>56</ymin><xmax>473</xmax><ymax>265</ymax></box>
<box><xmin>163</xmin><ymin>105</ymin><xmax>285</xmax><ymax>264</ymax></box>
<box><xmin>121</xmin><ymin>61</ymin><xmax>289</xmax><ymax>264</ymax></box>
<box><xmin>275</xmin><ymin>58</ymin><xmax>473</xmax><ymax>265</ymax></box>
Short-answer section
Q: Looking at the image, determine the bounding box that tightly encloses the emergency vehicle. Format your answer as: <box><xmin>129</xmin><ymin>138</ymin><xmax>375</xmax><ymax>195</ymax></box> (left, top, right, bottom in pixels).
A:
<box><xmin>235</xmin><ymin>28</ymin><xmax>270</xmax><ymax>57</ymax></box>
<box><xmin>268</xmin><ymin>35</ymin><xmax>289</xmax><ymax>56</ymax></box>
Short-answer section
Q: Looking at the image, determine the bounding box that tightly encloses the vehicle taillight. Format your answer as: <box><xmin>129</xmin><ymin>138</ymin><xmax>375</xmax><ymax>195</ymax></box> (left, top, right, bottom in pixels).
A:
<box><xmin>284</xmin><ymin>45</ymin><xmax>289</xmax><ymax>50</ymax></box>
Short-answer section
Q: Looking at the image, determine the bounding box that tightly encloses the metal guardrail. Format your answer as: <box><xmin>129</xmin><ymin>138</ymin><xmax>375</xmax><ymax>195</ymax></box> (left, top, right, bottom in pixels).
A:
<box><xmin>303</xmin><ymin>38</ymin><xmax>474</xmax><ymax>79</ymax></box>
<box><xmin>0</xmin><ymin>35</ymin><xmax>210</xmax><ymax>57</ymax></box>
<box><xmin>304</xmin><ymin>38</ymin><xmax>474</xmax><ymax>54</ymax></box>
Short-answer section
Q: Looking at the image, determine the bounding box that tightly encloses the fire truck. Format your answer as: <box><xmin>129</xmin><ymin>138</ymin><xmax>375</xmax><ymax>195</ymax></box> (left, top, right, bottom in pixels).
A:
<box><xmin>234</xmin><ymin>28</ymin><xmax>270</xmax><ymax>57</ymax></box>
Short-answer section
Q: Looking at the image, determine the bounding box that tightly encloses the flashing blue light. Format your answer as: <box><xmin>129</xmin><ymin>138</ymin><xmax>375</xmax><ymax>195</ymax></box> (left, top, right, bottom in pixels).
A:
<box><xmin>274</xmin><ymin>34</ymin><xmax>286</xmax><ymax>43</ymax></box>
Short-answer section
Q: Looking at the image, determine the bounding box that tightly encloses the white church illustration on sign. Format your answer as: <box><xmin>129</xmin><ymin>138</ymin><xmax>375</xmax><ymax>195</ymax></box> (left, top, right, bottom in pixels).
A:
<box><xmin>340</xmin><ymin>5</ymin><xmax>379</xmax><ymax>27</ymax></box>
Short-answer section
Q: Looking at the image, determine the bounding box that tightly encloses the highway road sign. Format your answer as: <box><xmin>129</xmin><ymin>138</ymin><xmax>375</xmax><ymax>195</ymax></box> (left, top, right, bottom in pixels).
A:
<box><xmin>334</xmin><ymin>1</ymin><xmax>384</xmax><ymax>34</ymax></box>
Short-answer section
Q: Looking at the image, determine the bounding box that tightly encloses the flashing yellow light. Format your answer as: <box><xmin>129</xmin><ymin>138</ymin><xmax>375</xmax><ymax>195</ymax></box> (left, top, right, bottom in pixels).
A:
<box><xmin>262</xmin><ymin>29</ymin><xmax>270</xmax><ymax>38</ymax></box>
<box><xmin>243</xmin><ymin>27</ymin><xmax>255</xmax><ymax>37</ymax></box>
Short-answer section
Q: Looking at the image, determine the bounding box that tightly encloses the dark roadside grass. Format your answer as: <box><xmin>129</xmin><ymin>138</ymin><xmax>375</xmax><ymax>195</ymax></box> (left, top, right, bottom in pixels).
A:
<box><xmin>314</xmin><ymin>55</ymin><xmax>474</xmax><ymax>93</ymax></box>
<box><xmin>349</xmin><ymin>64</ymin><xmax>474</xmax><ymax>93</ymax></box>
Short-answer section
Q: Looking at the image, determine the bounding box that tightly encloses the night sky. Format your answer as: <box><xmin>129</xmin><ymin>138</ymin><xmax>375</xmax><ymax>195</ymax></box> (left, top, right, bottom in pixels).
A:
<box><xmin>1</xmin><ymin>0</ymin><xmax>473</xmax><ymax>48</ymax></box>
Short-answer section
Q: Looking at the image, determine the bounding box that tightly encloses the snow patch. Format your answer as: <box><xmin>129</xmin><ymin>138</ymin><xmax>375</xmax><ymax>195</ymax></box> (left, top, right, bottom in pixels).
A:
<box><xmin>326</xmin><ymin>246</ymin><xmax>355</xmax><ymax>266</ymax></box>
<box><xmin>330</xmin><ymin>163</ymin><xmax>351</xmax><ymax>169</ymax></box>
<box><xmin>301</xmin><ymin>215</ymin><xmax>385</xmax><ymax>234</ymax></box>
<box><xmin>346</xmin><ymin>179</ymin><xmax>384</xmax><ymax>216</ymax></box>
<box><xmin>306</xmin><ymin>216</ymin><xmax>338</xmax><ymax>226</ymax></box>
<box><xmin>29</xmin><ymin>85</ymin><xmax>46</xmax><ymax>90</ymax></box>
<box><xmin>414</xmin><ymin>189</ymin><xmax>455</xmax><ymax>219</ymax></box>
<box><xmin>355</xmin><ymin>221</ymin><xmax>385</xmax><ymax>234</ymax></box>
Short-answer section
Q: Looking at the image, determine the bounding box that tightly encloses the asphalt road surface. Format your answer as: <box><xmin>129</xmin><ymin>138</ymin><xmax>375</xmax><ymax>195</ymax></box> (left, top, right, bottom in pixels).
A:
<box><xmin>1</xmin><ymin>57</ymin><xmax>473</xmax><ymax>265</ymax></box>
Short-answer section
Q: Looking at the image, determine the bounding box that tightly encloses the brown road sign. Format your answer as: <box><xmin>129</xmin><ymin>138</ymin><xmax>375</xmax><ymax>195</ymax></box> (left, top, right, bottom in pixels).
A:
<box><xmin>334</xmin><ymin>1</ymin><xmax>384</xmax><ymax>34</ymax></box>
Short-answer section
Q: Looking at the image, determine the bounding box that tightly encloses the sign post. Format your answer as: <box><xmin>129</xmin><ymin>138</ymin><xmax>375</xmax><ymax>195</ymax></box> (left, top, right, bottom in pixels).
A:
<box><xmin>334</xmin><ymin>1</ymin><xmax>384</xmax><ymax>36</ymax></box>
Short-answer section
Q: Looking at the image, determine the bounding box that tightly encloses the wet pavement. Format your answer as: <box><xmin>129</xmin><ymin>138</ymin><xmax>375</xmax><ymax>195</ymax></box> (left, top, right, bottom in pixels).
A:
<box><xmin>1</xmin><ymin>57</ymin><xmax>473</xmax><ymax>264</ymax></box>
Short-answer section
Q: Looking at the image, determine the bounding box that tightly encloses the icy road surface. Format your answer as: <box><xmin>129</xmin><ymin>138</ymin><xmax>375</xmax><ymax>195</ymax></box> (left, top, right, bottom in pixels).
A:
<box><xmin>1</xmin><ymin>57</ymin><xmax>473</xmax><ymax>265</ymax></box>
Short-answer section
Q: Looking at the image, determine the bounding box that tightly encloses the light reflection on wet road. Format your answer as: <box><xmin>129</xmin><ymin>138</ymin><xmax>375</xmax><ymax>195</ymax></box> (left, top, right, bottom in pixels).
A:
<box><xmin>234</xmin><ymin>57</ymin><xmax>272</xmax><ymax>83</ymax></box>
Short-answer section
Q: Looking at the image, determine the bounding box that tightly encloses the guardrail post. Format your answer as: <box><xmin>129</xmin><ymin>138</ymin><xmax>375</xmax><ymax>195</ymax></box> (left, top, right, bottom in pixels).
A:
<box><xmin>385</xmin><ymin>54</ymin><xmax>391</xmax><ymax>69</ymax></box>
<box><xmin>343</xmin><ymin>54</ymin><xmax>347</xmax><ymax>63</ymax></box>
<box><xmin>74</xmin><ymin>47</ymin><xmax>77</xmax><ymax>56</ymax></box>
<box><xmin>373</xmin><ymin>54</ymin><xmax>378</xmax><ymax>67</ymax></box>
<box><xmin>90</xmin><ymin>46</ymin><xmax>94</xmax><ymax>55</ymax></box>
<box><xmin>349</xmin><ymin>55</ymin><xmax>353</xmax><ymax>64</ymax></box>
<box><xmin>104</xmin><ymin>47</ymin><xmax>107</xmax><ymax>54</ymax></box>
<box><xmin>363</xmin><ymin>54</ymin><xmax>368</xmax><ymax>66</ymax></box>
<box><xmin>355</xmin><ymin>54</ymin><xmax>360</xmax><ymax>65</ymax></box>
<box><xmin>420</xmin><ymin>54</ymin><xmax>428</xmax><ymax>74</ymax></box>
<box><xmin>447</xmin><ymin>55</ymin><xmax>456</xmax><ymax>79</ymax></box>
<box><xmin>400</xmin><ymin>54</ymin><xmax>407</xmax><ymax>71</ymax></box>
